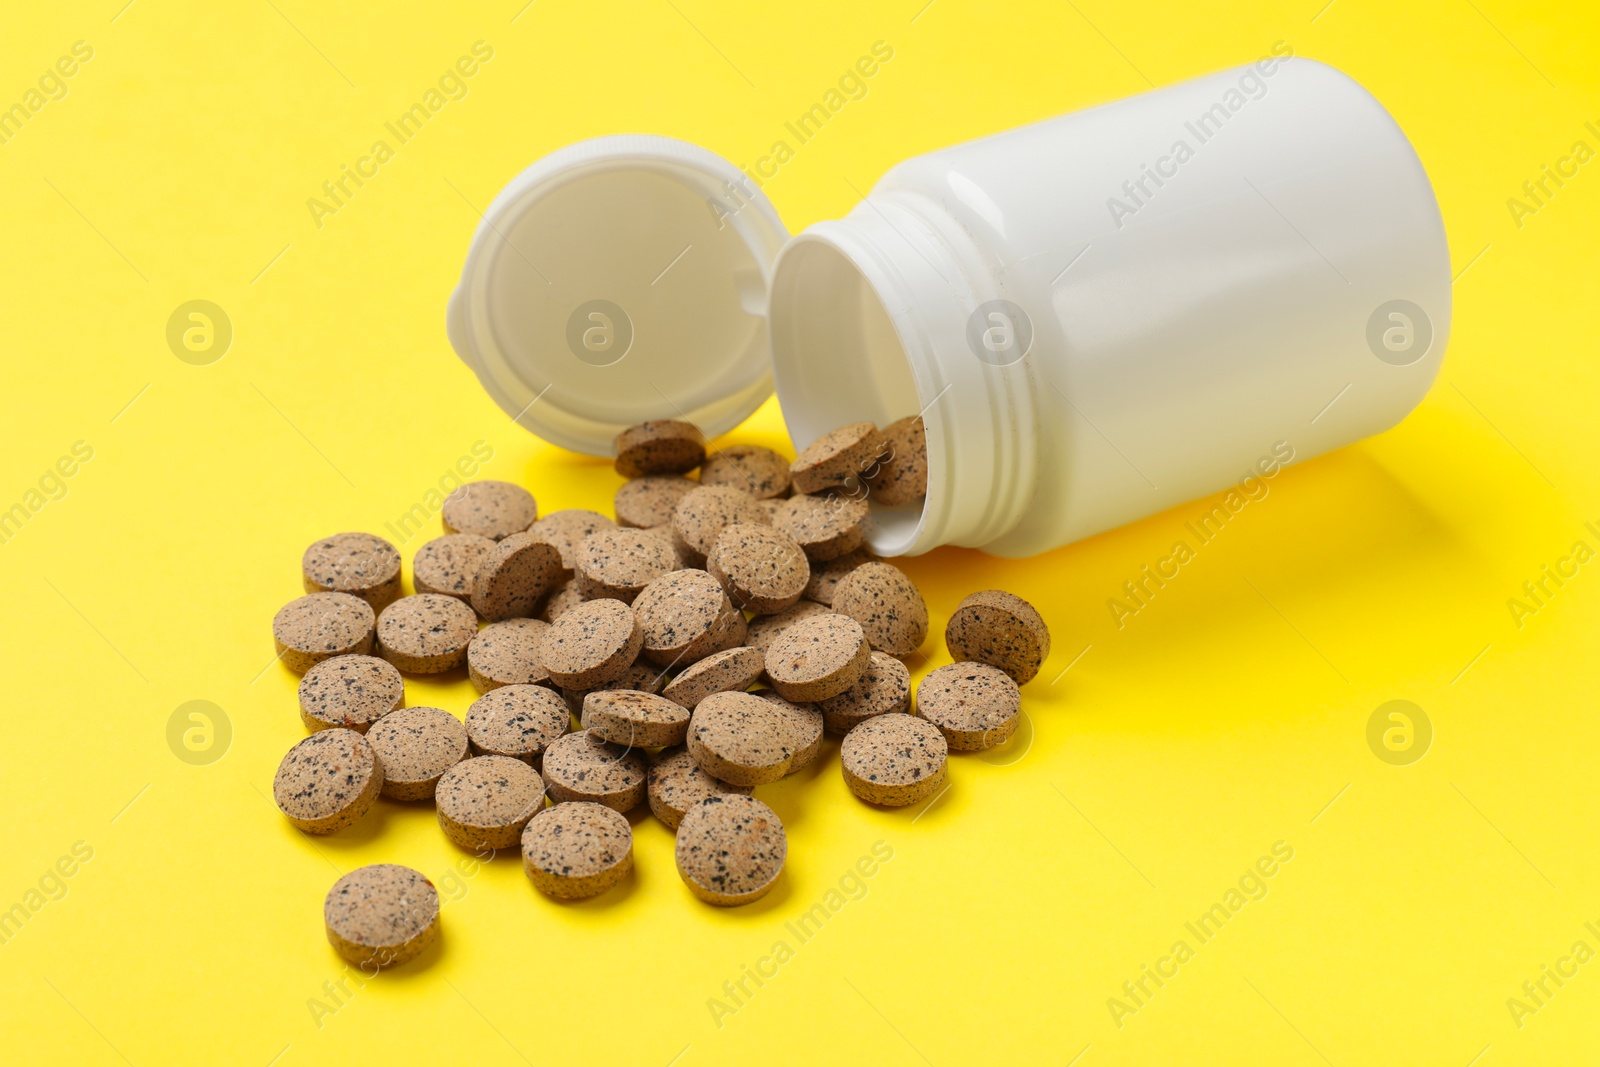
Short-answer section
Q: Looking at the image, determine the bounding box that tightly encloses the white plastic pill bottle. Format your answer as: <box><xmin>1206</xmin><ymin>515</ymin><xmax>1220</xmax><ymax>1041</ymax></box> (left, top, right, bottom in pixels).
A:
<box><xmin>449</xmin><ymin>56</ymin><xmax>1449</xmax><ymax>558</ymax></box>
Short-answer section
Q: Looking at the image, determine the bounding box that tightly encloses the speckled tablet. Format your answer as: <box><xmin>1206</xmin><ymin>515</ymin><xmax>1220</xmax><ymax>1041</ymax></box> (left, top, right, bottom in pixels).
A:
<box><xmin>302</xmin><ymin>532</ymin><xmax>402</xmax><ymax>610</ymax></box>
<box><xmin>614</xmin><ymin>475</ymin><xmax>698</xmax><ymax>529</ymax></box>
<box><xmin>831</xmin><ymin>561</ymin><xmax>929</xmax><ymax>658</ymax></box>
<box><xmin>539</xmin><ymin>578</ymin><xmax>587</xmax><ymax>623</ymax></box>
<box><xmin>687</xmin><ymin>691</ymin><xmax>794</xmax><ymax>786</ymax></box>
<box><xmin>273</xmin><ymin>728</ymin><xmax>383</xmax><ymax>834</ymax></box>
<box><xmin>915</xmin><ymin>662</ymin><xmax>1022</xmax><ymax>751</ymax></box>
<box><xmin>764</xmin><ymin>613</ymin><xmax>872</xmax><ymax>702</ymax></box>
<box><xmin>647</xmin><ymin>747</ymin><xmax>750</xmax><ymax>831</ymax></box>
<box><xmin>803</xmin><ymin>548</ymin><xmax>874</xmax><ymax>606</ymax></box>
<box><xmin>298</xmin><ymin>654</ymin><xmax>404</xmax><ymax>733</ymax></box>
<box><xmin>376</xmin><ymin>594</ymin><xmax>479</xmax><ymax>674</ymax></box>
<box><xmin>412</xmin><ymin>533</ymin><xmax>497</xmax><ymax>600</ymax></box>
<box><xmin>771</xmin><ymin>493</ymin><xmax>870</xmax><ymax>561</ymax></box>
<box><xmin>273</xmin><ymin>592</ymin><xmax>376</xmax><ymax>673</ymax></box>
<box><xmin>471</xmin><ymin>531</ymin><xmax>563</xmax><ymax>622</ymax></box>
<box><xmin>662</xmin><ymin>646</ymin><xmax>765</xmax><ymax>709</ymax></box>
<box><xmin>324</xmin><ymin>864</ymin><xmax>439</xmax><ymax>968</ymax></box>
<box><xmin>675</xmin><ymin>794</ymin><xmax>786</xmax><ymax>906</ymax></box>
<box><xmin>789</xmin><ymin>422</ymin><xmax>888</xmax><ymax>497</ymax></box>
<box><xmin>527</xmin><ymin>509</ymin><xmax>616</xmax><ymax>575</ymax></box>
<box><xmin>633</xmin><ymin>568</ymin><xmax>747</xmax><ymax>668</ymax></box>
<box><xmin>539</xmin><ymin>598</ymin><xmax>643</xmax><ymax>690</ymax></box>
<box><xmin>866</xmin><ymin>415</ymin><xmax>927</xmax><ymax>507</ymax></box>
<box><xmin>559</xmin><ymin>661</ymin><xmax>667</xmax><ymax>714</ymax></box>
<box><xmin>466</xmin><ymin>684</ymin><xmax>571</xmax><ymax>763</ymax></box>
<box><xmin>581</xmin><ymin>690</ymin><xmax>691</xmax><ymax>748</ymax></box>
<box><xmin>441</xmin><ymin>481</ymin><xmax>537</xmax><ymax>540</ymax></box>
<box><xmin>706</xmin><ymin>523</ymin><xmax>810</xmax><ymax>615</ymax></box>
<box><xmin>522</xmin><ymin>802</ymin><xmax>633</xmax><ymax>900</ymax></box>
<box><xmin>574</xmin><ymin>527</ymin><xmax>678</xmax><ymax>604</ymax></box>
<box><xmin>614</xmin><ymin>420</ymin><xmax>707</xmax><ymax>478</ymax></box>
<box><xmin>754</xmin><ymin>689</ymin><xmax>825</xmax><ymax>773</ymax></box>
<box><xmin>541</xmin><ymin>730</ymin><xmax>649</xmax><ymax>811</ymax></box>
<box><xmin>699</xmin><ymin>444</ymin><xmax>791</xmax><ymax>499</ymax></box>
<box><xmin>366</xmin><ymin>706</ymin><xmax>469</xmax><ymax>800</ymax></box>
<box><xmin>840</xmin><ymin>713</ymin><xmax>948</xmax><ymax>807</ymax></box>
<box><xmin>816</xmin><ymin>651</ymin><xmax>911</xmax><ymax>735</ymax></box>
<box><xmin>745</xmin><ymin>600</ymin><xmax>833</xmax><ymax>655</ymax></box>
<box><xmin>467</xmin><ymin>617</ymin><xmax>551</xmax><ymax>693</ymax></box>
<box><xmin>944</xmin><ymin>589</ymin><xmax>1052</xmax><ymax>685</ymax></box>
<box><xmin>435</xmin><ymin>755</ymin><xmax>546</xmax><ymax>851</ymax></box>
<box><xmin>671</xmin><ymin>485</ymin><xmax>769</xmax><ymax>565</ymax></box>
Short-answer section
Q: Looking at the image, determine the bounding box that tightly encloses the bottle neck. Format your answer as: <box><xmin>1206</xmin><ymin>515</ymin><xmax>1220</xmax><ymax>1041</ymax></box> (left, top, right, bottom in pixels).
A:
<box><xmin>769</xmin><ymin>192</ymin><xmax>1038</xmax><ymax>555</ymax></box>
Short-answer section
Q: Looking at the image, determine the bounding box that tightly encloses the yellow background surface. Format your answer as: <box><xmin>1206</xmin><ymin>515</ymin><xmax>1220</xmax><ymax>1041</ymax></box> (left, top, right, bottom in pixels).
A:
<box><xmin>3</xmin><ymin>1</ymin><xmax>1598</xmax><ymax>1064</ymax></box>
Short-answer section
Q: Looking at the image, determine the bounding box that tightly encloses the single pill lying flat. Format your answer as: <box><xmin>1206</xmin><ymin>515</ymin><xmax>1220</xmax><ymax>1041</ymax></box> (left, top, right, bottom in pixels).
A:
<box><xmin>471</xmin><ymin>531</ymin><xmax>563</xmax><ymax>622</ymax></box>
<box><xmin>840</xmin><ymin>713</ymin><xmax>948</xmax><ymax>807</ymax></box>
<box><xmin>647</xmin><ymin>747</ymin><xmax>750</xmax><ymax>831</ymax></box>
<box><xmin>467</xmin><ymin>617</ymin><xmax>552</xmax><ymax>693</ymax></box>
<box><xmin>804</xmin><ymin>548</ymin><xmax>875</xmax><ymax>606</ymax></box>
<box><xmin>614</xmin><ymin>475</ymin><xmax>697</xmax><ymax>529</ymax></box>
<box><xmin>302</xmin><ymin>532</ymin><xmax>402</xmax><ymax>610</ymax></box>
<box><xmin>412</xmin><ymin>533</ymin><xmax>497</xmax><ymax>600</ymax></box>
<box><xmin>866</xmin><ymin>415</ymin><xmax>928</xmax><ymax>507</ymax></box>
<box><xmin>366</xmin><ymin>706</ymin><xmax>469</xmax><ymax>800</ymax></box>
<box><xmin>661</xmin><ymin>646</ymin><xmax>765</xmax><ymax>709</ymax></box>
<box><xmin>273</xmin><ymin>592</ymin><xmax>376</xmax><ymax>673</ymax></box>
<box><xmin>817</xmin><ymin>651</ymin><xmax>911</xmax><ymax>735</ymax></box>
<box><xmin>324</xmin><ymin>864</ymin><xmax>439</xmax><ymax>968</ymax></box>
<box><xmin>297</xmin><ymin>654</ymin><xmax>404</xmax><ymax>733</ymax></box>
<box><xmin>527</xmin><ymin>509</ymin><xmax>616</xmax><ymax>575</ymax></box>
<box><xmin>435</xmin><ymin>755</ymin><xmax>547</xmax><ymax>851</ymax></box>
<box><xmin>687</xmin><ymin>691</ymin><xmax>794</xmax><ymax>787</ymax></box>
<box><xmin>754</xmin><ymin>689</ymin><xmax>825</xmax><ymax>773</ymax></box>
<box><xmin>675</xmin><ymin>794</ymin><xmax>787</xmax><ymax>906</ymax></box>
<box><xmin>944</xmin><ymin>589</ymin><xmax>1052</xmax><ymax>685</ymax></box>
<box><xmin>764</xmin><ymin>613</ymin><xmax>872</xmax><ymax>702</ymax></box>
<box><xmin>539</xmin><ymin>598</ymin><xmax>643</xmax><ymax>690</ymax></box>
<box><xmin>790</xmin><ymin>422</ymin><xmax>888</xmax><ymax>497</ymax></box>
<box><xmin>915</xmin><ymin>662</ymin><xmax>1022</xmax><ymax>751</ymax></box>
<box><xmin>745</xmin><ymin>600</ymin><xmax>832</xmax><ymax>655</ymax></box>
<box><xmin>699</xmin><ymin>444</ymin><xmax>792</xmax><ymax>499</ymax></box>
<box><xmin>274</xmin><ymin>728</ymin><xmax>384</xmax><ymax>834</ymax></box>
<box><xmin>465</xmin><ymin>684</ymin><xmax>571</xmax><ymax>763</ymax></box>
<box><xmin>633</xmin><ymin>568</ymin><xmax>747</xmax><ymax>667</ymax></box>
<box><xmin>581</xmin><ymin>689</ymin><xmax>691</xmax><ymax>748</ymax></box>
<box><xmin>574</xmin><ymin>527</ymin><xmax>678</xmax><ymax>604</ymax></box>
<box><xmin>541</xmin><ymin>730</ymin><xmax>648</xmax><ymax>812</ymax></box>
<box><xmin>707</xmin><ymin>523</ymin><xmax>810</xmax><ymax>615</ymax></box>
<box><xmin>671</xmin><ymin>485</ymin><xmax>770</xmax><ymax>566</ymax></box>
<box><xmin>831</xmin><ymin>561</ymin><xmax>929</xmax><ymax>658</ymax></box>
<box><xmin>377</xmin><ymin>594</ymin><xmax>479</xmax><ymax>674</ymax></box>
<box><xmin>614</xmin><ymin>420</ymin><xmax>707</xmax><ymax>478</ymax></box>
<box><xmin>522</xmin><ymin>802</ymin><xmax>633</xmax><ymax>900</ymax></box>
<box><xmin>771</xmin><ymin>493</ymin><xmax>870</xmax><ymax>561</ymax></box>
<box><xmin>442</xmin><ymin>481</ymin><xmax>537</xmax><ymax>541</ymax></box>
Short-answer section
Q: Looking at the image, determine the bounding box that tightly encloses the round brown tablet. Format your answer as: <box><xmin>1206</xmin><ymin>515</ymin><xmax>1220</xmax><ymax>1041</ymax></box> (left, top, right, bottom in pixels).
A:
<box><xmin>273</xmin><ymin>592</ymin><xmax>376</xmax><ymax>673</ymax></box>
<box><xmin>539</xmin><ymin>578</ymin><xmax>587</xmax><ymax>623</ymax></box>
<box><xmin>675</xmin><ymin>794</ymin><xmax>786</xmax><ymax>906</ymax></box>
<box><xmin>412</xmin><ymin>533</ymin><xmax>497</xmax><ymax>600</ymax></box>
<box><xmin>700</xmin><ymin>444</ymin><xmax>792</xmax><ymax>499</ymax></box>
<box><xmin>671</xmin><ymin>485</ymin><xmax>770</xmax><ymax>566</ymax></box>
<box><xmin>302</xmin><ymin>532</ymin><xmax>402</xmax><ymax>610</ymax></box>
<box><xmin>581</xmin><ymin>690</ymin><xmax>691</xmax><ymax>748</ymax></box>
<box><xmin>764</xmin><ymin>613</ymin><xmax>872</xmax><ymax>702</ymax></box>
<box><xmin>687</xmin><ymin>691</ymin><xmax>794</xmax><ymax>786</ymax></box>
<box><xmin>945</xmin><ymin>589</ymin><xmax>1052</xmax><ymax>685</ymax></box>
<box><xmin>916</xmin><ymin>662</ymin><xmax>1022</xmax><ymax>751</ymax></box>
<box><xmin>297</xmin><ymin>654</ymin><xmax>404</xmax><ymax>733</ymax></box>
<box><xmin>831</xmin><ymin>561</ymin><xmax>929</xmax><ymax>658</ymax></box>
<box><xmin>633</xmin><ymin>569</ymin><xmax>747</xmax><ymax>668</ymax></box>
<box><xmin>706</xmin><ymin>523</ymin><xmax>810</xmax><ymax>615</ymax></box>
<box><xmin>471</xmin><ymin>531</ymin><xmax>563</xmax><ymax>622</ymax></box>
<box><xmin>841</xmin><ymin>713</ymin><xmax>947</xmax><ymax>806</ymax></box>
<box><xmin>541</xmin><ymin>730</ymin><xmax>648</xmax><ymax>811</ymax></box>
<box><xmin>574</xmin><ymin>527</ymin><xmax>678</xmax><ymax>604</ymax></box>
<box><xmin>324</xmin><ymin>864</ymin><xmax>439</xmax><ymax>968</ymax></box>
<box><xmin>539</xmin><ymin>598</ymin><xmax>642</xmax><ymax>690</ymax></box>
<box><xmin>804</xmin><ymin>548</ymin><xmax>875</xmax><ymax>606</ymax></box>
<box><xmin>866</xmin><ymin>415</ymin><xmax>928</xmax><ymax>506</ymax></box>
<box><xmin>366</xmin><ymin>706</ymin><xmax>469</xmax><ymax>800</ymax></box>
<box><xmin>817</xmin><ymin>651</ymin><xmax>911</xmax><ymax>735</ymax></box>
<box><xmin>442</xmin><ymin>480</ymin><xmax>537</xmax><ymax>540</ymax></box>
<box><xmin>790</xmin><ymin>422</ymin><xmax>888</xmax><ymax>497</ymax></box>
<box><xmin>273</xmin><ymin>729</ymin><xmax>383</xmax><ymax>833</ymax></box>
<box><xmin>527</xmin><ymin>509</ymin><xmax>616</xmax><ymax>575</ymax></box>
<box><xmin>662</xmin><ymin>646</ymin><xmax>765</xmax><ymax>709</ymax></box>
<box><xmin>560</xmin><ymin>660</ymin><xmax>668</xmax><ymax>714</ymax></box>
<box><xmin>754</xmin><ymin>690</ymin><xmax>825</xmax><ymax>773</ymax></box>
<box><xmin>467</xmin><ymin>617</ymin><xmax>551</xmax><ymax>693</ymax></box>
<box><xmin>614</xmin><ymin>475</ymin><xmax>697</xmax><ymax>529</ymax></box>
<box><xmin>745</xmin><ymin>600</ymin><xmax>832</xmax><ymax>655</ymax></box>
<box><xmin>614</xmin><ymin>419</ymin><xmax>707</xmax><ymax>478</ymax></box>
<box><xmin>435</xmin><ymin>755</ymin><xmax>546</xmax><ymax>851</ymax></box>
<box><xmin>466</xmin><ymin>684</ymin><xmax>571</xmax><ymax>763</ymax></box>
<box><xmin>376</xmin><ymin>594</ymin><xmax>478</xmax><ymax>674</ymax></box>
<box><xmin>522</xmin><ymin>802</ymin><xmax>633</xmax><ymax>900</ymax></box>
<box><xmin>646</xmin><ymin>747</ymin><xmax>750</xmax><ymax>831</ymax></box>
<box><xmin>772</xmin><ymin>493</ymin><xmax>870</xmax><ymax>561</ymax></box>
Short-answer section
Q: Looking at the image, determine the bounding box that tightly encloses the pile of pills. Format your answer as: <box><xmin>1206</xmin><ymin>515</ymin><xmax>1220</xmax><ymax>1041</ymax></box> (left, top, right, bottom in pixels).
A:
<box><xmin>269</xmin><ymin>416</ymin><xmax>1050</xmax><ymax>967</ymax></box>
